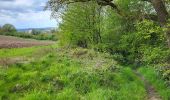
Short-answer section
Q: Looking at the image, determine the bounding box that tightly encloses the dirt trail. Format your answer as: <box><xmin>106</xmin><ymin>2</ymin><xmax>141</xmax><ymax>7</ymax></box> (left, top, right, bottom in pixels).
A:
<box><xmin>134</xmin><ymin>71</ymin><xmax>162</xmax><ymax>100</ymax></box>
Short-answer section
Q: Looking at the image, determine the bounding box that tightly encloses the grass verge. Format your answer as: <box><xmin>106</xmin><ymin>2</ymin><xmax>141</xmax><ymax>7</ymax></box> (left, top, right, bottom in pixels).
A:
<box><xmin>138</xmin><ymin>67</ymin><xmax>170</xmax><ymax>100</ymax></box>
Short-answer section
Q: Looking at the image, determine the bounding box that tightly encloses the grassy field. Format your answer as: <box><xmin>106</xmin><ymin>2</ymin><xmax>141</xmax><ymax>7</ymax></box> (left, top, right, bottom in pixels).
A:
<box><xmin>0</xmin><ymin>47</ymin><xmax>41</xmax><ymax>58</ymax></box>
<box><xmin>0</xmin><ymin>37</ymin><xmax>169</xmax><ymax>100</ymax></box>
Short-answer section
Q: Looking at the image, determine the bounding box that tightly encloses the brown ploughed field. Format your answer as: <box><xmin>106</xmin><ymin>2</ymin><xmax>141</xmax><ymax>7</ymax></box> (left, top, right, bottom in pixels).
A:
<box><xmin>0</xmin><ymin>35</ymin><xmax>55</xmax><ymax>48</ymax></box>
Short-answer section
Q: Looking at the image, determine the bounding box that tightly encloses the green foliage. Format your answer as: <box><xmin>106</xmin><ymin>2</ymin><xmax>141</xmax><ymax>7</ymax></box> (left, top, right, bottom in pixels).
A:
<box><xmin>0</xmin><ymin>46</ymin><xmax>48</xmax><ymax>58</ymax></box>
<box><xmin>117</xmin><ymin>20</ymin><xmax>167</xmax><ymax>65</ymax></box>
<box><xmin>0</xmin><ymin>47</ymin><xmax>148</xmax><ymax>100</ymax></box>
<box><xmin>59</xmin><ymin>2</ymin><xmax>103</xmax><ymax>48</ymax></box>
<box><xmin>47</xmin><ymin>0</ymin><xmax>170</xmax><ymax>65</ymax></box>
<box><xmin>139</xmin><ymin>67</ymin><xmax>170</xmax><ymax>100</ymax></box>
<box><xmin>1</xmin><ymin>0</ymin><xmax>170</xmax><ymax>99</ymax></box>
<box><xmin>0</xmin><ymin>24</ymin><xmax>58</xmax><ymax>41</ymax></box>
<box><xmin>35</xmin><ymin>34</ymin><xmax>58</xmax><ymax>41</ymax></box>
<box><xmin>32</xmin><ymin>29</ymin><xmax>41</xmax><ymax>35</ymax></box>
<box><xmin>0</xmin><ymin>31</ymin><xmax>58</xmax><ymax>41</ymax></box>
<box><xmin>2</xmin><ymin>24</ymin><xmax>16</xmax><ymax>33</ymax></box>
<box><xmin>141</xmin><ymin>46</ymin><xmax>170</xmax><ymax>64</ymax></box>
<box><xmin>53</xmin><ymin>0</ymin><xmax>170</xmax><ymax>88</ymax></box>
<box><xmin>136</xmin><ymin>20</ymin><xmax>165</xmax><ymax>45</ymax></box>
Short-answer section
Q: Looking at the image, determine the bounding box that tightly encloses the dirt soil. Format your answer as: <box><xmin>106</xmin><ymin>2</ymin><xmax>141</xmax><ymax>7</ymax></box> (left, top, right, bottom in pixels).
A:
<box><xmin>134</xmin><ymin>70</ymin><xmax>162</xmax><ymax>100</ymax></box>
<box><xmin>0</xmin><ymin>35</ymin><xmax>55</xmax><ymax>48</ymax></box>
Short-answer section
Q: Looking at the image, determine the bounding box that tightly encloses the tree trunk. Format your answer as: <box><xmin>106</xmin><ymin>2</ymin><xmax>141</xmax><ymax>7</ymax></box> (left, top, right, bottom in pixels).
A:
<box><xmin>166</xmin><ymin>30</ymin><xmax>170</xmax><ymax>47</ymax></box>
<box><xmin>151</xmin><ymin>0</ymin><xmax>170</xmax><ymax>47</ymax></box>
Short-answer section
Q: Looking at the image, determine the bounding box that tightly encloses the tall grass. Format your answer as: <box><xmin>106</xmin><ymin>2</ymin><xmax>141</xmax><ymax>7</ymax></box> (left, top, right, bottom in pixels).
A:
<box><xmin>138</xmin><ymin>67</ymin><xmax>170</xmax><ymax>100</ymax></box>
<box><xmin>0</xmin><ymin>48</ymin><xmax>147</xmax><ymax>100</ymax></box>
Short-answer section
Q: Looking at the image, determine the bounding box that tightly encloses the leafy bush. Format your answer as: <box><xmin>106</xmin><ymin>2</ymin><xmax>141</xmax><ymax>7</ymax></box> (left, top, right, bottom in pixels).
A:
<box><xmin>117</xmin><ymin>20</ymin><xmax>167</xmax><ymax>65</ymax></box>
<box><xmin>141</xmin><ymin>46</ymin><xmax>170</xmax><ymax>64</ymax></box>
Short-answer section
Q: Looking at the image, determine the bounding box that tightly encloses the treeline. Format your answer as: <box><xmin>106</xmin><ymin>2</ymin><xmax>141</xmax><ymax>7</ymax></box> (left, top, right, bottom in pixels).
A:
<box><xmin>48</xmin><ymin>1</ymin><xmax>170</xmax><ymax>84</ymax></box>
<box><xmin>0</xmin><ymin>24</ymin><xmax>58</xmax><ymax>41</ymax></box>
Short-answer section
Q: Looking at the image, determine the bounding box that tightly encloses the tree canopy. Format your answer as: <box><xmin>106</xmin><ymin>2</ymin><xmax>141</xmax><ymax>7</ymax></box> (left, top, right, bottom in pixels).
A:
<box><xmin>2</xmin><ymin>24</ymin><xmax>16</xmax><ymax>32</ymax></box>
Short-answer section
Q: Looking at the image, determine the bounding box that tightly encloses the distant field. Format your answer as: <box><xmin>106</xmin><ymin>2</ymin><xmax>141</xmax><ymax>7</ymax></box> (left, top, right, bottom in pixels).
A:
<box><xmin>0</xmin><ymin>35</ymin><xmax>55</xmax><ymax>48</ymax></box>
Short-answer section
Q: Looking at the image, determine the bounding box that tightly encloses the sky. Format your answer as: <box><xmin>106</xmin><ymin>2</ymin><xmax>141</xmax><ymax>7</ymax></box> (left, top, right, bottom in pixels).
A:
<box><xmin>0</xmin><ymin>0</ymin><xmax>58</xmax><ymax>29</ymax></box>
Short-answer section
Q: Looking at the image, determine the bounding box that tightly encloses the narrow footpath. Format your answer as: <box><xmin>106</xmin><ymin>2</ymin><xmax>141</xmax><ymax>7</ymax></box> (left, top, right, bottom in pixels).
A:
<box><xmin>134</xmin><ymin>70</ymin><xmax>162</xmax><ymax>100</ymax></box>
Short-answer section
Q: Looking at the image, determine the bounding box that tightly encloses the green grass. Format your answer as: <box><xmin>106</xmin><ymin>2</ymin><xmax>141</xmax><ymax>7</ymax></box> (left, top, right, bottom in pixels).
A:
<box><xmin>0</xmin><ymin>47</ymin><xmax>41</xmax><ymax>58</ymax></box>
<box><xmin>0</xmin><ymin>47</ymin><xmax>147</xmax><ymax>100</ymax></box>
<box><xmin>0</xmin><ymin>44</ymin><xmax>58</xmax><ymax>58</ymax></box>
<box><xmin>138</xmin><ymin>67</ymin><xmax>170</xmax><ymax>100</ymax></box>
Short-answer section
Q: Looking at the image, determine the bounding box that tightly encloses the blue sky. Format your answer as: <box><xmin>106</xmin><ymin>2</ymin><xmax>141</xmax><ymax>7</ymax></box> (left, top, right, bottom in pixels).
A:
<box><xmin>0</xmin><ymin>0</ymin><xmax>58</xmax><ymax>29</ymax></box>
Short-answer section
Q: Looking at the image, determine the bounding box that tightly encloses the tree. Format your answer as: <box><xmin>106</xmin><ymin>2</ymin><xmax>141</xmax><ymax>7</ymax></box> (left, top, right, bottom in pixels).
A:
<box><xmin>0</xmin><ymin>26</ymin><xmax>2</xmax><ymax>34</ymax></box>
<box><xmin>46</xmin><ymin>0</ymin><xmax>170</xmax><ymax>47</ymax></box>
<box><xmin>32</xmin><ymin>29</ymin><xmax>41</xmax><ymax>35</ymax></box>
<box><xmin>0</xmin><ymin>26</ymin><xmax>2</xmax><ymax>31</ymax></box>
<box><xmin>58</xmin><ymin>1</ymin><xmax>103</xmax><ymax>48</ymax></box>
<box><xmin>2</xmin><ymin>24</ymin><xmax>16</xmax><ymax>32</ymax></box>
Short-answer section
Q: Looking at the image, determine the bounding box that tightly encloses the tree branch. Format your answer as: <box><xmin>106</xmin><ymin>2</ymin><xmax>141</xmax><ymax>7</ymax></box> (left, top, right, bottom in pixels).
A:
<box><xmin>96</xmin><ymin>0</ymin><xmax>125</xmax><ymax>16</ymax></box>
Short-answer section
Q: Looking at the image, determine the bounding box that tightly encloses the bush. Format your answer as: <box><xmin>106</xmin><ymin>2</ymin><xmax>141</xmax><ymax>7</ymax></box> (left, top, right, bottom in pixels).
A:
<box><xmin>141</xmin><ymin>46</ymin><xmax>170</xmax><ymax>64</ymax></box>
<box><xmin>118</xmin><ymin>20</ymin><xmax>167</xmax><ymax>65</ymax></box>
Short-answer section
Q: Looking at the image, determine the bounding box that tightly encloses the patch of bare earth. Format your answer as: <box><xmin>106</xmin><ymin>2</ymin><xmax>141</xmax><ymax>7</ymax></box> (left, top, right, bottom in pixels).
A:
<box><xmin>134</xmin><ymin>71</ymin><xmax>162</xmax><ymax>100</ymax></box>
<box><xmin>0</xmin><ymin>47</ymin><xmax>54</xmax><ymax>67</ymax></box>
<box><xmin>0</xmin><ymin>57</ymin><xmax>28</xmax><ymax>68</ymax></box>
<box><xmin>0</xmin><ymin>35</ymin><xmax>55</xmax><ymax>48</ymax></box>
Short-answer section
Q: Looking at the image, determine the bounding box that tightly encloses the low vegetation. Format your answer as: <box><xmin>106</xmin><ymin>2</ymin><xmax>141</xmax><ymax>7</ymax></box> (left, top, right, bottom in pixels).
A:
<box><xmin>0</xmin><ymin>47</ymin><xmax>147</xmax><ymax>100</ymax></box>
<box><xmin>0</xmin><ymin>24</ymin><xmax>58</xmax><ymax>41</ymax></box>
<box><xmin>0</xmin><ymin>47</ymin><xmax>41</xmax><ymax>58</ymax></box>
<box><xmin>138</xmin><ymin>67</ymin><xmax>170</xmax><ymax>100</ymax></box>
<box><xmin>0</xmin><ymin>43</ymin><xmax>169</xmax><ymax>99</ymax></box>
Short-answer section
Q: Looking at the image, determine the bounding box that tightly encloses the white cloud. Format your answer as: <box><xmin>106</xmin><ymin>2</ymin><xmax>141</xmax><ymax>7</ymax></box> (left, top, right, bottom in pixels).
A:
<box><xmin>0</xmin><ymin>11</ymin><xmax>57</xmax><ymax>29</ymax></box>
<box><xmin>0</xmin><ymin>0</ymin><xmax>58</xmax><ymax>29</ymax></box>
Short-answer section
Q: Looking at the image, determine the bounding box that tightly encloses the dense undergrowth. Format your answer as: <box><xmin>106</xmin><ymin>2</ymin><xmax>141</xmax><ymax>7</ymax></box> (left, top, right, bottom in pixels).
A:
<box><xmin>0</xmin><ymin>47</ymin><xmax>148</xmax><ymax>100</ymax></box>
<box><xmin>0</xmin><ymin>44</ymin><xmax>169</xmax><ymax>99</ymax></box>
